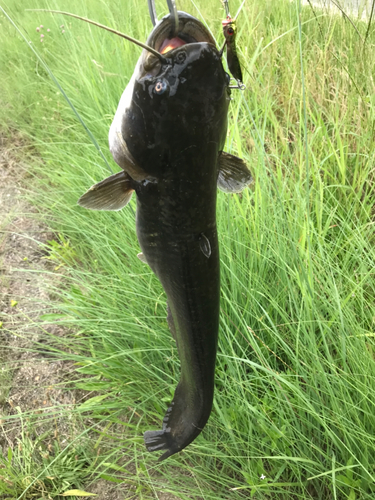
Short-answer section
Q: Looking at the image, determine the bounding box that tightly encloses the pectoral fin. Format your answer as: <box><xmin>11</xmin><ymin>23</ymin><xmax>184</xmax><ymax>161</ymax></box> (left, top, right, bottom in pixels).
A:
<box><xmin>78</xmin><ymin>171</ymin><xmax>133</xmax><ymax>211</ymax></box>
<box><xmin>217</xmin><ymin>152</ymin><xmax>253</xmax><ymax>193</ymax></box>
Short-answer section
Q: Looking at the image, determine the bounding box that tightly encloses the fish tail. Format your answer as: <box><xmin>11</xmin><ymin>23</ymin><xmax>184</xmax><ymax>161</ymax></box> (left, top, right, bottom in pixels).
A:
<box><xmin>144</xmin><ymin>401</ymin><xmax>181</xmax><ymax>460</ymax></box>
<box><xmin>144</xmin><ymin>381</ymin><xmax>213</xmax><ymax>460</ymax></box>
<box><xmin>143</xmin><ymin>429</ymin><xmax>179</xmax><ymax>461</ymax></box>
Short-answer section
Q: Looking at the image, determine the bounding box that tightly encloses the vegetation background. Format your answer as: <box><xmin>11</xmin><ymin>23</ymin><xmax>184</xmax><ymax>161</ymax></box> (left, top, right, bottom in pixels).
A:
<box><xmin>0</xmin><ymin>0</ymin><xmax>374</xmax><ymax>498</ymax></box>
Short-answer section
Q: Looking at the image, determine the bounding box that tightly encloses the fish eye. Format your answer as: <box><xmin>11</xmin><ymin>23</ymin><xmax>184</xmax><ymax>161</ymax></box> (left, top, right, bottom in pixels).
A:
<box><xmin>154</xmin><ymin>79</ymin><xmax>169</xmax><ymax>95</ymax></box>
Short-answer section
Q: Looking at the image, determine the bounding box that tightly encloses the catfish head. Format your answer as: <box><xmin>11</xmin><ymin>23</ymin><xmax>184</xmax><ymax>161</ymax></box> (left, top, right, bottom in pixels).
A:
<box><xmin>109</xmin><ymin>12</ymin><xmax>231</xmax><ymax>181</ymax></box>
<box><xmin>78</xmin><ymin>11</ymin><xmax>252</xmax><ymax>212</ymax></box>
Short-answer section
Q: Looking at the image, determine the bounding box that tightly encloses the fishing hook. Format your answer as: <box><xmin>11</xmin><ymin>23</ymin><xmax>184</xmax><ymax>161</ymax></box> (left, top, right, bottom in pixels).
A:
<box><xmin>148</xmin><ymin>0</ymin><xmax>179</xmax><ymax>36</ymax></box>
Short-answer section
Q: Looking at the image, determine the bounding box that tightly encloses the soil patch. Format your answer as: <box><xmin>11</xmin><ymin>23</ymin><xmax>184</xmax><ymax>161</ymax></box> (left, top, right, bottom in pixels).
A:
<box><xmin>0</xmin><ymin>133</ymin><xmax>75</xmax><ymax>440</ymax></box>
<box><xmin>0</xmin><ymin>134</ymin><xmax>124</xmax><ymax>498</ymax></box>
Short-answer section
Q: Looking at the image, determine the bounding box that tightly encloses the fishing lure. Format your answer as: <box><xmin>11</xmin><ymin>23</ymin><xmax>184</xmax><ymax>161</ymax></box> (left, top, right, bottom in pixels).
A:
<box><xmin>221</xmin><ymin>0</ymin><xmax>245</xmax><ymax>87</ymax></box>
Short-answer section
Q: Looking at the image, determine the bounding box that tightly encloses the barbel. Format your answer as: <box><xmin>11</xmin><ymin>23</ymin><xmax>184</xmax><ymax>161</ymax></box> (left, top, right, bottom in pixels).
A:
<box><xmin>27</xmin><ymin>9</ymin><xmax>169</xmax><ymax>63</ymax></box>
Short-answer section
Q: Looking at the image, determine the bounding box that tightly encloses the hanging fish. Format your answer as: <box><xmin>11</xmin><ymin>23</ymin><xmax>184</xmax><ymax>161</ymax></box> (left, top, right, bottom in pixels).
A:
<box><xmin>39</xmin><ymin>4</ymin><xmax>253</xmax><ymax>461</ymax></box>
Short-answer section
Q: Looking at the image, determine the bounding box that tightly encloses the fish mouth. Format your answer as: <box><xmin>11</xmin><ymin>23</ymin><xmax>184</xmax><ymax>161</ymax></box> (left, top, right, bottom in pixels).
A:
<box><xmin>146</xmin><ymin>11</ymin><xmax>217</xmax><ymax>55</ymax></box>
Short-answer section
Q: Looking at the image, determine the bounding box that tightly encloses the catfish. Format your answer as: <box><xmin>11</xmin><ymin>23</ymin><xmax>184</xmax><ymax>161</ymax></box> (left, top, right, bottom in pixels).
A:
<box><xmin>78</xmin><ymin>10</ymin><xmax>253</xmax><ymax>460</ymax></box>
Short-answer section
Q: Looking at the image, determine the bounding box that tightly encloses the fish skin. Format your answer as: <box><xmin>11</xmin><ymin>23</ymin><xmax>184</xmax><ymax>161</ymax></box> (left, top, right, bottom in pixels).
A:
<box><xmin>128</xmin><ymin>38</ymin><xmax>229</xmax><ymax>460</ymax></box>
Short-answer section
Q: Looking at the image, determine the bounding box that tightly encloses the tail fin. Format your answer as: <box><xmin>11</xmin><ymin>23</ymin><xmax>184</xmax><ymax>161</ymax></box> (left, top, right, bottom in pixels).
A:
<box><xmin>144</xmin><ymin>384</ymin><xmax>211</xmax><ymax>460</ymax></box>
<box><xmin>144</xmin><ymin>429</ymin><xmax>179</xmax><ymax>461</ymax></box>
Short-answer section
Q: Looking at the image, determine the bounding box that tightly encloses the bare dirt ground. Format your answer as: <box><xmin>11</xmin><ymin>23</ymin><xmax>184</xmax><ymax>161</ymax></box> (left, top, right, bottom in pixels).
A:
<box><xmin>0</xmin><ymin>134</ymin><xmax>74</xmax><ymax>433</ymax></box>
<box><xmin>0</xmin><ymin>135</ymin><xmax>181</xmax><ymax>499</ymax></box>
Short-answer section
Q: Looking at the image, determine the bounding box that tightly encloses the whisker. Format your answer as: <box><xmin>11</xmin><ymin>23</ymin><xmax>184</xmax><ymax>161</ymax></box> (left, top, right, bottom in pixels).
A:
<box><xmin>26</xmin><ymin>9</ymin><xmax>169</xmax><ymax>63</ymax></box>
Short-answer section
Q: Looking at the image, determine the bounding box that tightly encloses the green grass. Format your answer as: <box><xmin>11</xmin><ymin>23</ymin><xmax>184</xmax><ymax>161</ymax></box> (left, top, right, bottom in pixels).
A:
<box><xmin>1</xmin><ymin>0</ymin><xmax>375</xmax><ymax>498</ymax></box>
<box><xmin>0</xmin><ymin>415</ymin><xmax>97</xmax><ymax>499</ymax></box>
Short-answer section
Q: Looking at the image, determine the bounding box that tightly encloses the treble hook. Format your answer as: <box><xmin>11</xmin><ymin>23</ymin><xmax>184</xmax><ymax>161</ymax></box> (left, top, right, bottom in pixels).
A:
<box><xmin>148</xmin><ymin>0</ymin><xmax>179</xmax><ymax>37</ymax></box>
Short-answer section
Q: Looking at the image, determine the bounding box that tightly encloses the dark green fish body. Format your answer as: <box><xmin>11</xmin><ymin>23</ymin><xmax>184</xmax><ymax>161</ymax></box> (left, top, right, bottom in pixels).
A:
<box><xmin>78</xmin><ymin>11</ymin><xmax>253</xmax><ymax>460</ymax></box>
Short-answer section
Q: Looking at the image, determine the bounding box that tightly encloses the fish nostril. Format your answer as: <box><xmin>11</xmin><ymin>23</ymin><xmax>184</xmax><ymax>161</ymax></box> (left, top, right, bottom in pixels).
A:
<box><xmin>175</xmin><ymin>51</ymin><xmax>187</xmax><ymax>64</ymax></box>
